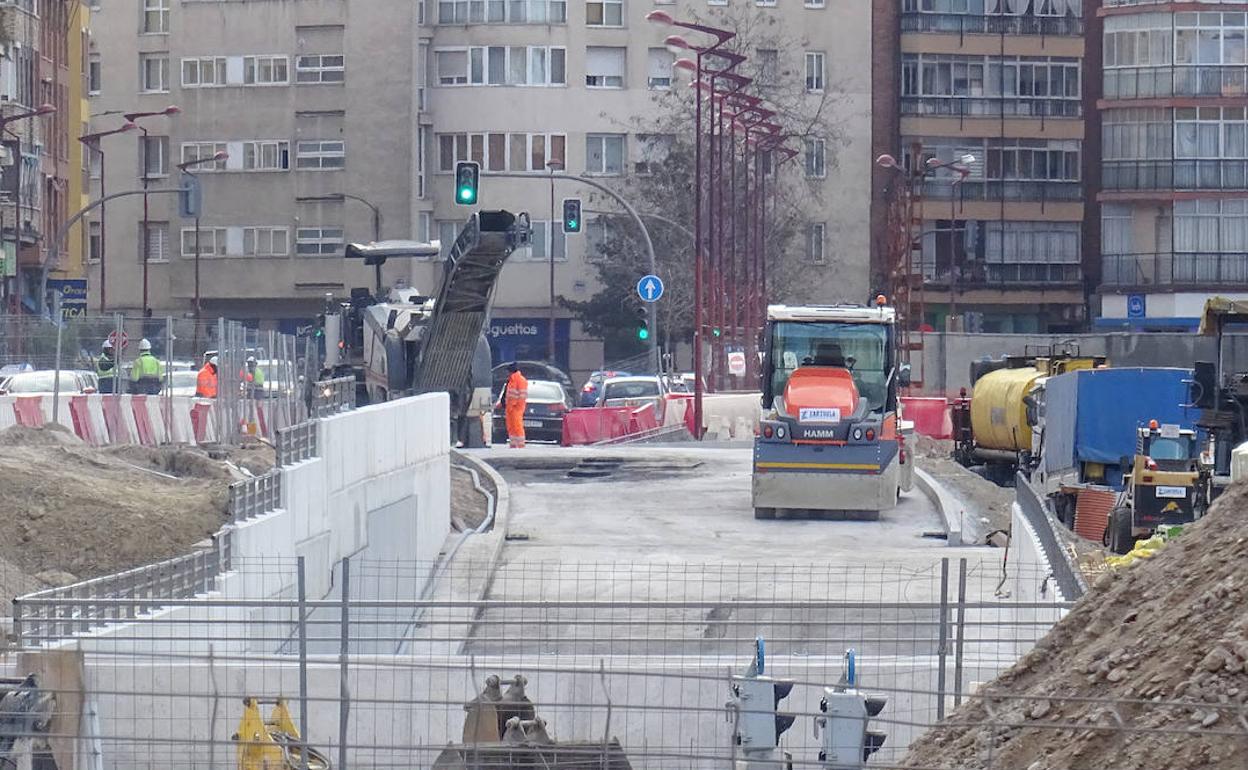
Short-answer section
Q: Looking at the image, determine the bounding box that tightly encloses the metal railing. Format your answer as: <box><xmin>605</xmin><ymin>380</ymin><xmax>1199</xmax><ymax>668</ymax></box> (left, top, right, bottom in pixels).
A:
<box><xmin>311</xmin><ymin>375</ymin><xmax>356</xmax><ymax>417</ymax></box>
<box><xmin>276</xmin><ymin>420</ymin><xmax>319</xmax><ymax>465</ymax></box>
<box><xmin>900</xmin><ymin>96</ymin><xmax>1082</xmax><ymax>118</ymax></box>
<box><xmin>900</xmin><ymin>12</ymin><xmax>1083</xmax><ymax>36</ymax></box>
<box><xmin>922</xmin><ymin>178</ymin><xmax>1083</xmax><ymax>201</ymax></box>
<box><xmin>1105</xmin><ymin>64</ymin><xmax>1248</xmax><ymax>100</ymax></box>
<box><xmin>1101</xmin><ymin>252</ymin><xmax>1248</xmax><ymax>288</ymax></box>
<box><xmin>1103</xmin><ymin>159</ymin><xmax>1248</xmax><ymax>191</ymax></box>
<box><xmin>918</xmin><ymin>263</ymin><xmax>1083</xmax><ymax>286</ymax></box>
<box><xmin>228</xmin><ymin>469</ymin><xmax>283</xmax><ymax>523</ymax></box>
<box><xmin>1014</xmin><ymin>472</ymin><xmax>1087</xmax><ymax>601</ymax></box>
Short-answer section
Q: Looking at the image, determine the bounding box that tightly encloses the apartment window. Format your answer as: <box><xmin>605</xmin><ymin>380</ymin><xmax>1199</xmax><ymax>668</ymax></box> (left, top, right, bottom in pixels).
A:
<box><xmin>142</xmin><ymin>0</ymin><xmax>169</xmax><ymax>35</ymax></box>
<box><xmin>244</xmin><ymin>55</ymin><xmax>289</xmax><ymax>86</ymax></box>
<box><xmin>180</xmin><ymin>142</ymin><xmax>229</xmax><ymax>170</ymax></box>
<box><xmin>1101</xmin><ymin>203</ymin><xmax>1134</xmax><ymax>257</ymax></box>
<box><xmin>437</xmin><ymin>47</ymin><xmax>565</xmax><ymax>86</ymax></box>
<box><xmin>986</xmin><ymin>138</ymin><xmax>1080</xmax><ymax>182</ymax></box>
<box><xmin>635</xmin><ymin>133</ymin><xmax>673</xmax><ymax>175</ymax></box>
<box><xmin>520</xmin><ymin>221</ymin><xmax>568</xmax><ymax>262</ymax></box>
<box><xmin>586</xmin><ymin>133</ymin><xmax>625</xmax><ymax>175</ymax></box>
<box><xmin>805</xmin><ymin>51</ymin><xmax>825</xmax><ymax>91</ymax></box>
<box><xmin>142</xmin><ymin>221</ymin><xmax>170</xmax><ymax>263</ymax></box>
<box><xmin>88</xmin><ymin>221</ymin><xmax>101</xmax><ymax>263</ymax></box>
<box><xmin>805</xmin><ymin>0</ymin><xmax>825</xmax><ymax>6</ymax></box>
<box><xmin>758</xmin><ymin>49</ymin><xmax>778</xmax><ymax>85</ymax></box>
<box><xmin>182</xmin><ymin>57</ymin><xmax>227</xmax><ymax>88</ymax></box>
<box><xmin>647</xmin><ymin>48</ymin><xmax>674</xmax><ymax>89</ymax></box>
<box><xmin>757</xmin><ymin>0</ymin><xmax>777</xmax><ymax>7</ymax></box>
<box><xmin>181</xmin><ymin>227</ymin><xmax>227</xmax><ymax>257</ymax></box>
<box><xmin>586</xmin><ymin>0</ymin><xmax>623</xmax><ymax>27</ymax></box>
<box><xmin>437</xmin><ymin>0</ymin><xmax>567</xmax><ymax>23</ymax></box>
<box><xmin>437</xmin><ymin>50</ymin><xmax>468</xmax><ymax>85</ymax></box>
<box><xmin>805</xmin><ymin>138</ymin><xmax>826</xmax><ymax>178</ymax></box>
<box><xmin>297</xmin><ymin>227</ymin><xmax>345</xmax><ymax>256</ymax></box>
<box><xmin>807</xmin><ymin>223</ymin><xmax>826</xmax><ymax>265</ymax></box>
<box><xmin>140</xmin><ymin>54</ymin><xmax>169</xmax><ymax>92</ymax></box>
<box><xmin>88</xmin><ymin>54</ymin><xmax>101</xmax><ymax>94</ymax></box>
<box><xmin>586</xmin><ymin>47</ymin><xmax>625</xmax><ymax>88</ymax></box>
<box><xmin>437</xmin><ymin>132</ymin><xmax>566</xmax><ymax>172</ymax></box>
<box><xmin>296</xmin><ymin>54</ymin><xmax>345</xmax><ymax>84</ymax></box>
<box><xmin>296</xmin><ymin>140</ymin><xmax>346</xmax><ymax>170</ymax></box>
<box><xmin>243</xmin><ymin>140</ymin><xmax>291</xmax><ymax>171</ymax></box>
<box><xmin>437</xmin><ymin>220</ymin><xmax>459</xmax><ymax>258</ymax></box>
<box><xmin>900</xmin><ymin>54</ymin><xmax>1081</xmax><ymax>116</ymax></box>
<box><xmin>243</xmin><ymin>227</ymin><xmax>289</xmax><ymax>257</ymax></box>
<box><xmin>140</xmin><ymin>135</ymin><xmax>169</xmax><ymax>178</ymax></box>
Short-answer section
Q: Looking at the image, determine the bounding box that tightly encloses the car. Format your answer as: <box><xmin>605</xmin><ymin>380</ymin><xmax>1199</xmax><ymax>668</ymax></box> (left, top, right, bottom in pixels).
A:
<box><xmin>597</xmin><ymin>375</ymin><xmax>666</xmax><ymax>413</ymax></box>
<box><xmin>0</xmin><ymin>369</ymin><xmax>98</xmax><ymax>396</ymax></box>
<box><xmin>491</xmin><ymin>361</ymin><xmax>573</xmax><ymax>396</ymax></box>
<box><xmin>578</xmin><ymin>370</ymin><xmax>630</xmax><ymax>407</ymax></box>
<box><xmin>492</xmin><ymin>379</ymin><xmax>572</xmax><ymax>443</ymax></box>
<box><xmin>168</xmin><ymin>369</ymin><xmax>201</xmax><ymax>397</ymax></box>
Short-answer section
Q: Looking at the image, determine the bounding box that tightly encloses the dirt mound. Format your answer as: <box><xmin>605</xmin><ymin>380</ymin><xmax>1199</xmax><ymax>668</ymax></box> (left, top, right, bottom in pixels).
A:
<box><xmin>0</xmin><ymin>428</ymin><xmax>234</xmax><ymax>601</ymax></box>
<box><xmin>901</xmin><ymin>483</ymin><xmax>1248</xmax><ymax>770</ymax></box>
<box><xmin>0</xmin><ymin>424</ymin><xmax>82</xmax><ymax>447</ymax></box>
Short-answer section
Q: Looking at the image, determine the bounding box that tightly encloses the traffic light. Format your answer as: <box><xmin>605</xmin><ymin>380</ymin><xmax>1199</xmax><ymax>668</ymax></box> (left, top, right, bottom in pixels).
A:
<box><xmin>815</xmin><ymin>651</ymin><xmax>887</xmax><ymax>769</ymax></box>
<box><xmin>730</xmin><ymin>639</ymin><xmax>796</xmax><ymax>753</ymax></box>
<box><xmin>562</xmin><ymin>197</ymin><xmax>582</xmax><ymax>233</ymax></box>
<box><xmin>455</xmin><ymin>161</ymin><xmax>479</xmax><ymax>205</ymax></box>
<box><xmin>712</xmin><ymin>326</ymin><xmax>723</xmax><ymax>338</ymax></box>
<box><xmin>636</xmin><ymin>305</ymin><xmax>650</xmax><ymax>341</ymax></box>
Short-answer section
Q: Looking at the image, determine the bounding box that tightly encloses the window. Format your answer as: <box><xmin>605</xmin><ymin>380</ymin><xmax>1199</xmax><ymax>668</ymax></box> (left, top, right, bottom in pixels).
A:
<box><xmin>243</xmin><ymin>55</ymin><xmax>289</xmax><ymax>86</ymax></box>
<box><xmin>437</xmin><ymin>50</ymin><xmax>468</xmax><ymax>85</ymax></box>
<box><xmin>635</xmin><ymin>133</ymin><xmax>673</xmax><ymax>174</ymax></box>
<box><xmin>586</xmin><ymin>133</ymin><xmax>625</xmax><ymax>175</ymax></box>
<box><xmin>805</xmin><ymin>0</ymin><xmax>825</xmax><ymax>6</ymax></box>
<box><xmin>807</xmin><ymin>223</ymin><xmax>826</xmax><ymax>264</ymax></box>
<box><xmin>805</xmin><ymin>51</ymin><xmax>825</xmax><ymax>91</ymax></box>
<box><xmin>586</xmin><ymin>46</ymin><xmax>626</xmax><ymax>88</ymax></box>
<box><xmin>297</xmin><ymin>227</ymin><xmax>345</xmax><ymax>256</ymax></box>
<box><xmin>243</xmin><ymin>140</ymin><xmax>290</xmax><ymax>171</ymax></box>
<box><xmin>437</xmin><ymin>132</ymin><xmax>566</xmax><ymax>172</ymax></box>
<box><xmin>901</xmin><ymin>53</ymin><xmax>1081</xmax><ymax>116</ymax></box>
<box><xmin>140</xmin><ymin>135</ymin><xmax>169</xmax><ymax>178</ymax></box>
<box><xmin>586</xmin><ymin>0</ymin><xmax>623</xmax><ymax>26</ymax></box>
<box><xmin>437</xmin><ymin>220</ymin><xmax>459</xmax><ymax>258</ymax></box>
<box><xmin>142</xmin><ymin>0</ymin><xmax>169</xmax><ymax>35</ymax></box>
<box><xmin>584</xmin><ymin>215</ymin><xmax>615</xmax><ymax>260</ymax></box>
<box><xmin>758</xmin><ymin>49</ymin><xmax>778</xmax><ymax>85</ymax></box>
<box><xmin>757</xmin><ymin>0</ymin><xmax>777</xmax><ymax>6</ymax></box>
<box><xmin>88</xmin><ymin>221</ymin><xmax>101</xmax><ymax>263</ymax></box>
<box><xmin>296</xmin><ymin>140</ymin><xmax>346</xmax><ymax>170</ymax></box>
<box><xmin>296</xmin><ymin>54</ymin><xmax>345</xmax><ymax>84</ymax></box>
<box><xmin>517</xmin><ymin>221</ymin><xmax>568</xmax><ymax>262</ymax></box>
<box><xmin>181</xmin><ymin>227</ymin><xmax>227</xmax><ymax>257</ymax></box>
<box><xmin>180</xmin><ymin>142</ymin><xmax>229</xmax><ymax>170</ymax></box>
<box><xmin>182</xmin><ymin>57</ymin><xmax>227</xmax><ymax>88</ymax></box>
<box><xmin>437</xmin><ymin>0</ymin><xmax>567</xmax><ymax>24</ymax></box>
<box><xmin>141</xmin><ymin>221</ymin><xmax>170</xmax><ymax>263</ymax></box>
<box><xmin>88</xmin><ymin>54</ymin><xmax>101</xmax><ymax>94</ymax></box>
<box><xmin>436</xmin><ymin>47</ymin><xmax>565</xmax><ymax>85</ymax></box>
<box><xmin>647</xmin><ymin>48</ymin><xmax>674</xmax><ymax>89</ymax></box>
<box><xmin>140</xmin><ymin>53</ymin><xmax>169</xmax><ymax>92</ymax></box>
<box><xmin>243</xmin><ymin>227</ymin><xmax>289</xmax><ymax>257</ymax></box>
<box><xmin>805</xmin><ymin>138</ymin><xmax>826</xmax><ymax>178</ymax></box>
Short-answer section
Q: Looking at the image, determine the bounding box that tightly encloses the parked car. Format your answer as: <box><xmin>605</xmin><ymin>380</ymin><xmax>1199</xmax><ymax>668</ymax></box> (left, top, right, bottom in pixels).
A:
<box><xmin>0</xmin><ymin>369</ymin><xmax>97</xmax><ymax>395</ymax></box>
<box><xmin>168</xmin><ymin>369</ymin><xmax>202</xmax><ymax>397</ymax></box>
<box><xmin>492</xmin><ymin>379</ymin><xmax>572</xmax><ymax>443</ymax></box>
<box><xmin>491</xmin><ymin>361</ymin><xmax>573</xmax><ymax>396</ymax></box>
<box><xmin>597</xmin><ymin>375</ymin><xmax>666</xmax><ymax>413</ymax></box>
<box><xmin>578</xmin><ymin>370</ymin><xmax>630</xmax><ymax>407</ymax></box>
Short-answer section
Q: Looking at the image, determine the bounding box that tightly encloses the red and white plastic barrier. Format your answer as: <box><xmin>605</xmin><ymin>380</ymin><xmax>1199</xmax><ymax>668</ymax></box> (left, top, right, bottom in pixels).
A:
<box><xmin>561</xmin><ymin>403</ymin><xmax>661</xmax><ymax>446</ymax></box>
<box><xmin>899</xmin><ymin>396</ymin><xmax>953</xmax><ymax>440</ymax></box>
<box><xmin>0</xmin><ymin>394</ymin><xmax>278</xmax><ymax>446</ymax></box>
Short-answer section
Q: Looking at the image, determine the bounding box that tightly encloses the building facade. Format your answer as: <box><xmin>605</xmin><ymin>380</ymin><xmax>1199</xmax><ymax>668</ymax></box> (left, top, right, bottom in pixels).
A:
<box><xmin>874</xmin><ymin>0</ymin><xmax>1090</xmax><ymax>334</ymax></box>
<box><xmin>87</xmin><ymin>0</ymin><xmax>872</xmax><ymax>382</ymax></box>
<box><xmin>1097</xmin><ymin>0</ymin><xmax>1248</xmax><ymax>329</ymax></box>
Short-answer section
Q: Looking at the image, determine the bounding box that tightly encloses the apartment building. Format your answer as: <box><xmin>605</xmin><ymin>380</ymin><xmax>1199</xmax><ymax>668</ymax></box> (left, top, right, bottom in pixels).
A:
<box><xmin>89</xmin><ymin>0</ymin><xmax>872</xmax><ymax>378</ymax></box>
<box><xmin>1097</xmin><ymin>0</ymin><xmax>1248</xmax><ymax>329</ymax></box>
<box><xmin>874</xmin><ymin>0</ymin><xmax>1090</xmax><ymax>334</ymax></box>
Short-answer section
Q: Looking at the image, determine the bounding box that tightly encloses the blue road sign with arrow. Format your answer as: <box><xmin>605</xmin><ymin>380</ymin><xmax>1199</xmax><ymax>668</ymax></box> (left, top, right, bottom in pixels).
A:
<box><xmin>637</xmin><ymin>274</ymin><xmax>664</xmax><ymax>303</ymax></box>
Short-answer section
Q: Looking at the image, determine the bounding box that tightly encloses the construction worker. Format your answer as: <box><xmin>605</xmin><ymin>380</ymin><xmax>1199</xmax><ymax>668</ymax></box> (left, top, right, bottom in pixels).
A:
<box><xmin>95</xmin><ymin>340</ymin><xmax>118</xmax><ymax>394</ymax></box>
<box><xmin>129</xmin><ymin>338</ymin><xmax>164</xmax><ymax>395</ymax></box>
<box><xmin>498</xmin><ymin>361</ymin><xmax>528</xmax><ymax>448</ymax></box>
<box><xmin>240</xmin><ymin>356</ymin><xmax>266</xmax><ymax>397</ymax></box>
<box><xmin>196</xmin><ymin>356</ymin><xmax>219</xmax><ymax>398</ymax></box>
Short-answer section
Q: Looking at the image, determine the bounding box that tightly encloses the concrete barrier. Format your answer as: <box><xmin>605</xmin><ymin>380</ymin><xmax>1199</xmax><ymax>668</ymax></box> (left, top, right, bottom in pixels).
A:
<box><xmin>913</xmin><ymin>467</ymin><xmax>965</xmax><ymax>547</ymax></box>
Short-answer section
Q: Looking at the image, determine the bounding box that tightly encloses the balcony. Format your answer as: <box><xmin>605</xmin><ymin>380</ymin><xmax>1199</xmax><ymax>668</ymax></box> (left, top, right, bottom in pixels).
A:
<box><xmin>901</xmin><ymin>96</ymin><xmax>1081</xmax><ymax>118</ymax></box>
<box><xmin>914</xmin><ymin>262</ymin><xmax>1082</xmax><ymax>287</ymax></box>
<box><xmin>922</xmin><ymin>179</ymin><xmax>1083</xmax><ymax>202</ymax></box>
<box><xmin>1102</xmin><ymin>252</ymin><xmax>1248</xmax><ymax>288</ymax></box>
<box><xmin>900</xmin><ymin>12</ymin><xmax>1083</xmax><ymax>36</ymax></box>
<box><xmin>1104</xmin><ymin>66</ymin><xmax>1248</xmax><ymax>101</ymax></box>
<box><xmin>1102</xmin><ymin>159</ymin><xmax>1248</xmax><ymax>192</ymax></box>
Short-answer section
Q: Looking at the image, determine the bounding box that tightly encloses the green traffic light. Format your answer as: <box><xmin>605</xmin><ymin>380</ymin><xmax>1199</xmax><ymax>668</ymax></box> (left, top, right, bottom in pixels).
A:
<box><xmin>458</xmin><ymin>188</ymin><xmax>475</xmax><ymax>202</ymax></box>
<box><xmin>567</xmin><ymin>219</ymin><xmax>577</xmax><ymax>230</ymax></box>
<box><xmin>712</xmin><ymin>327</ymin><xmax>722</xmax><ymax>337</ymax></box>
<box><xmin>638</xmin><ymin>327</ymin><xmax>650</xmax><ymax>341</ymax></box>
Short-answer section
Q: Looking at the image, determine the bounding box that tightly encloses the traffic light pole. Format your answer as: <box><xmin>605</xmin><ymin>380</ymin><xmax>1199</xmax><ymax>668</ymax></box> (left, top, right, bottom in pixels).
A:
<box><xmin>480</xmin><ymin>170</ymin><xmax>659</xmax><ymax>373</ymax></box>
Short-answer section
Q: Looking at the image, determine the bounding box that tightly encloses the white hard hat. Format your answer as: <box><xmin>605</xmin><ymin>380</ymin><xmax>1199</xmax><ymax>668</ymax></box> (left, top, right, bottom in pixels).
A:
<box><xmin>210</xmin><ymin>356</ymin><xmax>219</xmax><ymax>366</ymax></box>
<box><xmin>246</xmin><ymin>355</ymin><xmax>257</xmax><ymax>364</ymax></box>
<box><xmin>102</xmin><ymin>339</ymin><xmax>114</xmax><ymax>350</ymax></box>
<box><xmin>139</xmin><ymin>338</ymin><xmax>152</xmax><ymax>351</ymax></box>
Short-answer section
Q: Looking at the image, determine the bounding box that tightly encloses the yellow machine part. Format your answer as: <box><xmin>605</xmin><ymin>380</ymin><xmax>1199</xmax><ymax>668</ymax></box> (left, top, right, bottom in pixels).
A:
<box><xmin>969</xmin><ymin>367</ymin><xmax>1041</xmax><ymax>453</ymax></box>
<box><xmin>235</xmin><ymin>698</ymin><xmax>327</xmax><ymax>770</ymax></box>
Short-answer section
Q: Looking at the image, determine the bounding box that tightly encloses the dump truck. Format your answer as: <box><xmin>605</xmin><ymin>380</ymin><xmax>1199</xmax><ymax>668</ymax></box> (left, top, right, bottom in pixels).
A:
<box><xmin>1030</xmin><ymin>367</ymin><xmax>1198</xmax><ymax>531</ymax></box>
<box><xmin>1192</xmin><ymin>296</ymin><xmax>1248</xmax><ymax>498</ymax></box>
<box><xmin>753</xmin><ymin>301</ymin><xmax>913</xmax><ymax>520</ymax></box>
<box><xmin>950</xmin><ymin>345</ymin><xmax>1105</xmax><ymax>479</ymax></box>
<box><xmin>1106</xmin><ymin>421</ymin><xmax>1209</xmax><ymax>554</ymax></box>
<box><xmin>318</xmin><ymin>211</ymin><xmax>531</xmax><ymax>446</ymax></box>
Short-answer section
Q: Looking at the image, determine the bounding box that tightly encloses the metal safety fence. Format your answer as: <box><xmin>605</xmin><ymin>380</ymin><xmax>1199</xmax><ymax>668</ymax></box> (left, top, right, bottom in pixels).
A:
<box><xmin>228</xmin><ymin>470</ymin><xmax>283</xmax><ymax>524</ymax></box>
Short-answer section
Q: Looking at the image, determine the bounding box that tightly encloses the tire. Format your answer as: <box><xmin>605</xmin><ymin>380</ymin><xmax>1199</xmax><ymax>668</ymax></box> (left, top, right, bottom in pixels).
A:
<box><xmin>754</xmin><ymin>507</ymin><xmax>777</xmax><ymax>520</ymax></box>
<box><xmin>1107</xmin><ymin>506</ymin><xmax>1134</xmax><ymax>555</ymax></box>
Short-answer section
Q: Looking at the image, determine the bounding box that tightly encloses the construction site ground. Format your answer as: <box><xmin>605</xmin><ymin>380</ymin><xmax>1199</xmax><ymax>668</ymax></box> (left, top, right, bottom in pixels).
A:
<box><xmin>913</xmin><ymin>436</ymin><xmax>1014</xmax><ymax>543</ymax></box>
<box><xmin>901</xmin><ymin>481</ymin><xmax>1248</xmax><ymax>770</ymax></box>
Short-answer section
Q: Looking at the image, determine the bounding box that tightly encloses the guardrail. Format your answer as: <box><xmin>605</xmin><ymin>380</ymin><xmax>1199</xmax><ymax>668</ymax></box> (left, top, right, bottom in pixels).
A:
<box><xmin>1104</xmin><ymin>65</ymin><xmax>1248</xmax><ymax>100</ymax></box>
<box><xmin>1101</xmin><ymin>252</ymin><xmax>1248</xmax><ymax>288</ymax></box>
<box><xmin>276</xmin><ymin>420</ymin><xmax>318</xmax><ymax>465</ymax></box>
<box><xmin>1102</xmin><ymin>159</ymin><xmax>1248</xmax><ymax>192</ymax></box>
<box><xmin>900</xmin><ymin>96</ymin><xmax>1081</xmax><ymax>119</ymax></box>
<box><xmin>311</xmin><ymin>376</ymin><xmax>356</xmax><ymax>418</ymax></box>
<box><xmin>1014</xmin><ymin>471</ymin><xmax>1087</xmax><ymax>601</ymax></box>
<box><xmin>900</xmin><ymin>12</ymin><xmax>1083</xmax><ymax>36</ymax></box>
<box><xmin>228</xmin><ymin>469</ymin><xmax>282</xmax><ymax>523</ymax></box>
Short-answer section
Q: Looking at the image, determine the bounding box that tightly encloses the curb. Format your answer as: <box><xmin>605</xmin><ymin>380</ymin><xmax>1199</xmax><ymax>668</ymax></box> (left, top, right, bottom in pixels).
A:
<box><xmin>448</xmin><ymin>449</ymin><xmax>512</xmax><ymax>583</ymax></box>
<box><xmin>914</xmin><ymin>467</ymin><xmax>965</xmax><ymax>547</ymax></box>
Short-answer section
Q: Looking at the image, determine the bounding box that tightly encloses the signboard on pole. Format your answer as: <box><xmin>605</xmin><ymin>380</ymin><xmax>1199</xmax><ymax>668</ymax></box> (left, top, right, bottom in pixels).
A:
<box><xmin>637</xmin><ymin>274</ymin><xmax>664</xmax><ymax>303</ymax></box>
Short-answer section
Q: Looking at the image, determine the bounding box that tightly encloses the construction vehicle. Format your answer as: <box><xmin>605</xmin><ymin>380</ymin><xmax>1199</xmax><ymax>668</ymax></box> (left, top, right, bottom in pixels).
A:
<box><xmin>1193</xmin><ymin>297</ymin><xmax>1248</xmax><ymax>498</ymax></box>
<box><xmin>950</xmin><ymin>344</ymin><xmax>1105</xmax><ymax>479</ymax></box>
<box><xmin>753</xmin><ymin>300</ymin><xmax>913</xmax><ymax>520</ymax></box>
<box><xmin>1105</xmin><ymin>421</ymin><xmax>1209</xmax><ymax>554</ymax></box>
<box><xmin>317</xmin><ymin>211</ymin><xmax>531</xmax><ymax>446</ymax></box>
<box><xmin>232</xmin><ymin>697</ymin><xmax>330</xmax><ymax>770</ymax></box>
<box><xmin>0</xmin><ymin>675</ymin><xmax>57</xmax><ymax>770</ymax></box>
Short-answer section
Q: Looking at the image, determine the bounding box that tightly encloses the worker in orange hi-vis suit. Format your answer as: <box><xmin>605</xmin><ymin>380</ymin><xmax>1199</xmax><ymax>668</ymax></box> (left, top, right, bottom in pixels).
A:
<box><xmin>501</xmin><ymin>362</ymin><xmax>529</xmax><ymax>448</ymax></box>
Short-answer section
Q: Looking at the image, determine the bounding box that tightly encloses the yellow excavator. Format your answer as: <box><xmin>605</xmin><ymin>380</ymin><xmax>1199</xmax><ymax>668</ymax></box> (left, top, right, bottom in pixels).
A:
<box><xmin>233</xmin><ymin>697</ymin><xmax>330</xmax><ymax>770</ymax></box>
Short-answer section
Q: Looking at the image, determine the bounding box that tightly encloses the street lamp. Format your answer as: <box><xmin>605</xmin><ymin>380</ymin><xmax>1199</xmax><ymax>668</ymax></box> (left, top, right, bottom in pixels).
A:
<box><xmin>124</xmin><ymin>105</ymin><xmax>181</xmax><ymax>316</ymax></box>
<box><xmin>177</xmin><ymin>150</ymin><xmax>229</xmax><ymax>329</ymax></box>
<box><xmin>1</xmin><ymin>103</ymin><xmax>56</xmax><ymax>313</ymax></box>
<box><xmin>546</xmin><ymin>159</ymin><xmax>564</xmax><ymax>363</ymax></box>
<box><xmin>79</xmin><ymin>121</ymin><xmax>138</xmax><ymax>313</ymax></box>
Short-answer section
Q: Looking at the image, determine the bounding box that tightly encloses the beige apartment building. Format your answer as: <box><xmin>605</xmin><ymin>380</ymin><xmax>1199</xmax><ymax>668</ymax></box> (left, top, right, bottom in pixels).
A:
<box><xmin>88</xmin><ymin>0</ymin><xmax>871</xmax><ymax>377</ymax></box>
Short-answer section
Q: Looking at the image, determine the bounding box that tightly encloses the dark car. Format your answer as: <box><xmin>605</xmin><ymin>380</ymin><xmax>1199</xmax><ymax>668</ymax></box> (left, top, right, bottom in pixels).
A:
<box><xmin>578</xmin><ymin>370</ymin><xmax>630</xmax><ymax>407</ymax></box>
<box><xmin>493</xmin><ymin>379</ymin><xmax>572</xmax><ymax>443</ymax></box>
<box><xmin>491</xmin><ymin>361</ymin><xmax>573</xmax><ymax>395</ymax></box>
